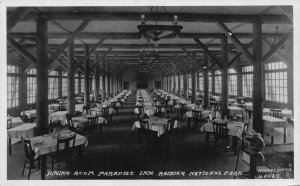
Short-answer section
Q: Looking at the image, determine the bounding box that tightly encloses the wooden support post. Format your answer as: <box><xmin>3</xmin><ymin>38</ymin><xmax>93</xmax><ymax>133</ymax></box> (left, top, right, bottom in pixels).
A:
<box><xmin>78</xmin><ymin>73</ymin><xmax>81</xmax><ymax>94</ymax></box>
<box><xmin>178</xmin><ymin>72</ymin><xmax>181</xmax><ymax>96</ymax></box>
<box><xmin>183</xmin><ymin>73</ymin><xmax>187</xmax><ymax>98</ymax></box>
<box><xmin>67</xmin><ymin>40</ymin><xmax>75</xmax><ymax>114</ymax></box>
<box><xmin>20</xmin><ymin>60</ymin><xmax>28</xmax><ymax>108</ymax></box>
<box><xmin>36</xmin><ymin>16</ymin><xmax>48</xmax><ymax>135</ymax></box>
<box><xmin>102</xmin><ymin>60</ymin><xmax>106</xmax><ymax>100</ymax></box>
<box><xmin>221</xmin><ymin>36</ymin><xmax>229</xmax><ymax>119</ymax></box>
<box><xmin>203</xmin><ymin>55</ymin><xmax>210</xmax><ymax>109</ymax></box>
<box><xmin>94</xmin><ymin>53</ymin><xmax>100</xmax><ymax>103</ymax></box>
<box><xmin>191</xmin><ymin>63</ymin><xmax>196</xmax><ymax>103</ymax></box>
<box><xmin>84</xmin><ymin>45</ymin><xmax>90</xmax><ymax>107</ymax></box>
<box><xmin>212</xmin><ymin>72</ymin><xmax>215</xmax><ymax>95</ymax></box>
<box><xmin>236</xmin><ymin>64</ymin><xmax>243</xmax><ymax>97</ymax></box>
<box><xmin>173</xmin><ymin>74</ymin><xmax>176</xmax><ymax>93</ymax></box>
<box><xmin>196</xmin><ymin>71</ymin><xmax>200</xmax><ymax>91</ymax></box>
<box><xmin>107</xmin><ymin>66</ymin><xmax>111</xmax><ymax>97</ymax></box>
<box><xmin>58</xmin><ymin>70</ymin><xmax>62</xmax><ymax>98</ymax></box>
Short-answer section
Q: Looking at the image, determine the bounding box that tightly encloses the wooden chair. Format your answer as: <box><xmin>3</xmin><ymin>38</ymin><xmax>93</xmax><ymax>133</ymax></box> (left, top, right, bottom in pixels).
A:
<box><xmin>212</xmin><ymin>120</ymin><xmax>230</xmax><ymax>154</ymax></box>
<box><xmin>155</xmin><ymin>105</ymin><xmax>163</xmax><ymax>118</ymax></box>
<box><xmin>65</xmin><ymin>113</ymin><xmax>75</xmax><ymax>131</ymax></box>
<box><xmin>110</xmin><ymin>101</ymin><xmax>118</xmax><ymax>114</ymax></box>
<box><xmin>102</xmin><ymin>107</ymin><xmax>112</xmax><ymax>124</ymax></box>
<box><xmin>86</xmin><ymin>116</ymin><xmax>98</xmax><ymax>140</ymax></box>
<box><xmin>192</xmin><ymin>110</ymin><xmax>202</xmax><ymax>128</ymax></box>
<box><xmin>136</xmin><ymin>105</ymin><xmax>145</xmax><ymax>120</ymax></box>
<box><xmin>51</xmin><ymin>134</ymin><xmax>76</xmax><ymax>172</ymax></box>
<box><xmin>22</xmin><ymin>139</ymin><xmax>40</xmax><ymax>180</ymax></box>
<box><xmin>179</xmin><ymin>103</ymin><xmax>187</xmax><ymax>120</ymax></box>
<box><xmin>83</xmin><ymin>106</ymin><xmax>91</xmax><ymax>115</ymax></box>
<box><xmin>270</xmin><ymin>109</ymin><xmax>283</xmax><ymax>119</ymax></box>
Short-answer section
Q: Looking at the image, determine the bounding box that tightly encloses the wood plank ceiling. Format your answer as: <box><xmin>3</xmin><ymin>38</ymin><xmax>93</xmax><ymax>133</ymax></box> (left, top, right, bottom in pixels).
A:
<box><xmin>7</xmin><ymin>6</ymin><xmax>293</xmax><ymax>75</ymax></box>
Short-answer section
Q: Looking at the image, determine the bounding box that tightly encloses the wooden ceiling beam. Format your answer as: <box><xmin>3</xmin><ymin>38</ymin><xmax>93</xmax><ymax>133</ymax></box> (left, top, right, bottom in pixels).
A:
<box><xmin>228</xmin><ymin>41</ymin><xmax>254</xmax><ymax>66</ymax></box>
<box><xmin>7</xmin><ymin>7</ymin><xmax>32</xmax><ymax>31</ymax></box>
<box><xmin>262</xmin><ymin>38</ymin><xmax>288</xmax><ymax>63</ymax></box>
<box><xmin>48</xmin><ymin>19</ymin><xmax>92</xmax><ymax>65</ymax></box>
<box><xmin>216</xmin><ymin>21</ymin><xmax>255</xmax><ymax>65</ymax></box>
<box><xmin>9</xmin><ymin>32</ymin><xmax>285</xmax><ymax>40</ymax></box>
<box><xmin>22</xmin><ymin>12</ymin><xmax>292</xmax><ymax>24</ymax></box>
<box><xmin>193</xmin><ymin>38</ymin><xmax>222</xmax><ymax>69</ymax></box>
<box><xmin>7</xmin><ymin>36</ymin><xmax>36</xmax><ymax>65</ymax></box>
<box><xmin>262</xmin><ymin>30</ymin><xmax>292</xmax><ymax>63</ymax></box>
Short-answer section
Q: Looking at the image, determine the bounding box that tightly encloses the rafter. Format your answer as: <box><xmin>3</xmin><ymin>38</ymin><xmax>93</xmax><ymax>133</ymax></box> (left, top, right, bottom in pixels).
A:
<box><xmin>216</xmin><ymin>21</ymin><xmax>255</xmax><ymax>65</ymax></box>
<box><xmin>262</xmin><ymin>30</ymin><xmax>292</xmax><ymax>63</ymax></box>
<box><xmin>228</xmin><ymin>41</ymin><xmax>254</xmax><ymax>66</ymax></box>
<box><xmin>48</xmin><ymin>19</ymin><xmax>92</xmax><ymax>65</ymax></box>
<box><xmin>193</xmin><ymin>38</ymin><xmax>222</xmax><ymax>69</ymax></box>
<box><xmin>262</xmin><ymin>39</ymin><xmax>288</xmax><ymax>62</ymax></box>
<box><xmin>7</xmin><ymin>36</ymin><xmax>36</xmax><ymax>65</ymax></box>
<box><xmin>7</xmin><ymin>7</ymin><xmax>31</xmax><ymax>31</ymax></box>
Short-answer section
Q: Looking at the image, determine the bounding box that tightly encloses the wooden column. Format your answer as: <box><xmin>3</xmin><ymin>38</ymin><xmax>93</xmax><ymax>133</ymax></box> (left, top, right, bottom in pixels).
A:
<box><xmin>67</xmin><ymin>40</ymin><xmax>75</xmax><ymax>114</ymax></box>
<box><xmin>19</xmin><ymin>63</ymin><xmax>27</xmax><ymax>108</ymax></box>
<box><xmin>58</xmin><ymin>70</ymin><xmax>62</xmax><ymax>98</ymax></box>
<box><xmin>203</xmin><ymin>55</ymin><xmax>210</xmax><ymax>108</ymax></box>
<box><xmin>107</xmin><ymin>65</ymin><xmax>111</xmax><ymax>97</ymax></box>
<box><xmin>212</xmin><ymin>72</ymin><xmax>215</xmax><ymax>95</ymax></box>
<box><xmin>112</xmin><ymin>75</ymin><xmax>115</xmax><ymax>96</ymax></box>
<box><xmin>78</xmin><ymin>73</ymin><xmax>81</xmax><ymax>94</ymax></box>
<box><xmin>236</xmin><ymin>64</ymin><xmax>243</xmax><ymax>97</ymax></box>
<box><xmin>94</xmin><ymin>53</ymin><xmax>100</xmax><ymax>103</ymax></box>
<box><xmin>191</xmin><ymin>63</ymin><xmax>196</xmax><ymax>103</ymax></box>
<box><xmin>183</xmin><ymin>73</ymin><xmax>187</xmax><ymax>98</ymax></box>
<box><xmin>252</xmin><ymin>18</ymin><xmax>264</xmax><ymax>135</ymax></box>
<box><xmin>84</xmin><ymin>45</ymin><xmax>90</xmax><ymax>107</ymax></box>
<box><xmin>102</xmin><ymin>60</ymin><xmax>106</xmax><ymax>100</ymax></box>
<box><xmin>173</xmin><ymin>74</ymin><xmax>176</xmax><ymax>93</ymax></box>
<box><xmin>196</xmin><ymin>71</ymin><xmax>200</xmax><ymax>91</ymax></box>
<box><xmin>36</xmin><ymin>16</ymin><xmax>48</xmax><ymax>135</ymax></box>
<box><xmin>178</xmin><ymin>72</ymin><xmax>181</xmax><ymax>96</ymax></box>
<box><xmin>286</xmin><ymin>38</ymin><xmax>293</xmax><ymax>110</ymax></box>
<box><xmin>221</xmin><ymin>36</ymin><xmax>229</xmax><ymax>119</ymax></box>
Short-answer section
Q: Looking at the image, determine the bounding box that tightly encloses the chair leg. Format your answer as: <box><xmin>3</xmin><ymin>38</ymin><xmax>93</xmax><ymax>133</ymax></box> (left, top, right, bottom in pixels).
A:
<box><xmin>22</xmin><ymin>160</ymin><xmax>27</xmax><ymax>176</ymax></box>
<box><xmin>27</xmin><ymin>166</ymin><xmax>31</xmax><ymax>180</ymax></box>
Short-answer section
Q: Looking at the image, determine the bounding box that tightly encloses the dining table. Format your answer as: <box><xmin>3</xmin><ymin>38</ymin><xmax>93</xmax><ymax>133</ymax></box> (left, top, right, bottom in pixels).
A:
<box><xmin>22</xmin><ymin>109</ymin><xmax>55</xmax><ymax>120</ymax></box>
<box><xmin>7</xmin><ymin>117</ymin><xmax>24</xmax><ymax>129</ymax></box>
<box><xmin>7</xmin><ymin>123</ymin><xmax>37</xmax><ymax>155</ymax></box>
<box><xmin>263</xmin><ymin>115</ymin><xmax>289</xmax><ymax>144</ymax></box>
<box><xmin>200</xmin><ymin>119</ymin><xmax>245</xmax><ymax>154</ymax></box>
<box><xmin>132</xmin><ymin>118</ymin><xmax>179</xmax><ymax>137</ymax></box>
<box><xmin>185</xmin><ymin>109</ymin><xmax>214</xmax><ymax>120</ymax></box>
<box><xmin>29</xmin><ymin>130</ymin><xmax>88</xmax><ymax>179</ymax></box>
<box><xmin>72</xmin><ymin>115</ymin><xmax>107</xmax><ymax>128</ymax></box>
<box><xmin>227</xmin><ymin>106</ymin><xmax>245</xmax><ymax>117</ymax></box>
<box><xmin>49</xmin><ymin>111</ymin><xmax>68</xmax><ymax>125</ymax></box>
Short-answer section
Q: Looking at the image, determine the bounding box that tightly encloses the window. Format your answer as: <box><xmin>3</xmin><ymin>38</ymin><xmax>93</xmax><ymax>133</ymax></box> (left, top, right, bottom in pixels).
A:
<box><xmin>180</xmin><ymin>75</ymin><xmax>183</xmax><ymax>91</ymax></box>
<box><xmin>81</xmin><ymin>78</ymin><xmax>85</xmax><ymax>93</ymax></box>
<box><xmin>265</xmin><ymin>61</ymin><xmax>288</xmax><ymax>103</ymax></box>
<box><xmin>7</xmin><ymin>65</ymin><xmax>20</xmax><ymax>108</ymax></box>
<box><xmin>48</xmin><ymin>71</ymin><xmax>59</xmax><ymax>100</ymax></box>
<box><xmin>198</xmin><ymin>73</ymin><xmax>204</xmax><ymax>91</ymax></box>
<box><xmin>214</xmin><ymin>70</ymin><xmax>222</xmax><ymax>94</ymax></box>
<box><xmin>27</xmin><ymin>68</ymin><xmax>37</xmax><ymax>104</ymax></box>
<box><xmin>228</xmin><ymin>68</ymin><xmax>237</xmax><ymax>96</ymax></box>
<box><xmin>209</xmin><ymin>72</ymin><xmax>212</xmax><ymax>93</ymax></box>
<box><xmin>188</xmin><ymin>74</ymin><xmax>192</xmax><ymax>92</ymax></box>
<box><xmin>61</xmin><ymin>72</ymin><xmax>67</xmax><ymax>97</ymax></box>
<box><xmin>242</xmin><ymin>66</ymin><xmax>253</xmax><ymax>98</ymax></box>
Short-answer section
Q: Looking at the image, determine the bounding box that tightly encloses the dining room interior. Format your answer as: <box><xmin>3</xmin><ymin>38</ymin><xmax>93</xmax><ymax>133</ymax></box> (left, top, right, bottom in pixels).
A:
<box><xmin>4</xmin><ymin>5</ymin><xmax>296</xmax><ymax>181</ymax></box>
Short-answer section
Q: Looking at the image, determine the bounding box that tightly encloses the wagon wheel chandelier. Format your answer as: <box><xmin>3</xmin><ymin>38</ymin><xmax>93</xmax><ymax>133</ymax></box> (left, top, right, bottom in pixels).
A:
<box><xmin>138</xmin><ymin>39</ymin><xmax>157</xmax><ymax>73</ymax></box>
<box><xmin>137</xmin><ymin>6</ymin><xmax>183</xmax><ymax>47</ymax></box>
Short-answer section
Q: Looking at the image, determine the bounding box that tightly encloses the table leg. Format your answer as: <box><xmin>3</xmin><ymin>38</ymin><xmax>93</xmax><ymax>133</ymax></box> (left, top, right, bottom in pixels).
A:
<box><xmin>233</xmin><ymin>136</ymin><xmax>238</xmax><ymax>155</ymax></box>
<box><xmin>41</xmin><ymin>155</ymin><xmax>46</xmax><ymax>180</ymax></box>
<box><xmin>284</xmin><ymin>128</ymin><xmax>286</xmax><ymax>144</ymax></box>
<box><xmin>8</xmin><ymin>137</ymin><xmax>12</xmax><ymax>155</ymax></box>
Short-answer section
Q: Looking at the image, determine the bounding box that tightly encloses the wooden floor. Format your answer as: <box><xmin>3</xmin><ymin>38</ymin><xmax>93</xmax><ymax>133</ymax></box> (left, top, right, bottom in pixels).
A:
<box><xmin>7</xmin><ymin>93</ymin><xmax>293</xmax><ymax>180</ymax></box>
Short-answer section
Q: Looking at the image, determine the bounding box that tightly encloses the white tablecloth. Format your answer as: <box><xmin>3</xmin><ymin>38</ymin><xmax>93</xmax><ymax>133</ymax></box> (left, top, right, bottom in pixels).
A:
<box><xmin>22</xmin><ymin>109</ymin><xmax>55</xmax><ymax>119</ymax></box>
<box><xmin>263</xmin><ymin>115</ymin><xmax>288</xmax><ymax>128</ymax></box>
<box><xmin>7</xmin><ymin>117</ymin><xmax>24</xmax><ymax>128</ymax></box>
<box><xmin>49</xmin><ymin>111</ymin><xmax>68</xmax><ymax>125</ymax></box>
<box><xmin>228</xmin><ymin>106</ymin><xmax>245</xmax><ymax>116</ymax></box>
<box><xmin>185</xmin><ymin>109</ymin><xmax>214</xmax><ymax>120</ymax></box>
<box><xmin>29</xmin><ymin>130</ymin><xmax>87</xmax><ymax>159</ymax></box>
<box><xmin>48</xmin><ymin>104</ymin><xmax>60</xmax><ymax>112</ymax></box>
<box><xmin>75</xmin><ymin>104</ymin><xmax>85</xmax><ymax>112</ymax></box>
<box><xmin>263</xmin><ymin>108</ymin><xmax>293</xmax><ymax>118</ymax></box>
<box><xmin>201</xmin><ymin>120</ymin><xmax>244</xmax><ymax>138</ymax></box>
<box><xmin>72</xmin><ymin>116</ymin><xmax>107</xmax><ymax>128</ymax></box>
<box><xmin>132</xmin><ymin>118</ymin><xmax>179</xmax><ymax>137</ymax></box>
<box><xmin>7</xmin><ymin>123</ymin><xmax>37</xmax><ymax>139</ymax></box>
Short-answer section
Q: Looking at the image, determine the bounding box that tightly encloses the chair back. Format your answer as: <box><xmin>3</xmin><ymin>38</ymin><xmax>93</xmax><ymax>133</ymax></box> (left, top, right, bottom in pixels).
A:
<box><xmin>167</xmin><ymin>119</ymin><xmax>175</xmax><ymax>132</ymax></box>
<box><xmin>83</xmin><ymin>106</ymin><xmax>91</xmax><ymax>115</ymax></box>
<box><xmin>212</xmin><ymin>120</ymin><xmax>229</xmax><ymax>138</ymax></box>
<box><xmin>102</xmin><ymin>107</ymin><xmax>110</xmax><ymax>117</ymax></box>
<box><xmin>139</xmin><ymin>120</ymin><xmax>149</xmax><ymax>129</ymax></box>
<box><xmin>56</xmin><ymin>133</ymin><xmax>76</xmax><ymax>152</ymax></box>
<box><xmin>192</xmin><ymin>110</ymin><xmax>202</xmax><ymax>120</ymax></box>
<box><xmin>87</xmin><ymin>116</ymin><xmax>98</xmax><ymax>129</ymax></box>
<box><xmin>23</xmin><ymin>139</ymin><xmax>34</xmax><ymax>161</ymax></box>
<box><xmin>66</xmin><ymin>113</ymin><xmax>73</xmax><ymax>127</ymax></box>
<box><xmin>270</xmin><ymin>109</ymin><xmax>283</xmax><ymax>119</ymax></box>
<box><xmin>137</xmin><ymin>105</ymin><xmax>144</xmax><ymax>115</ymax></box>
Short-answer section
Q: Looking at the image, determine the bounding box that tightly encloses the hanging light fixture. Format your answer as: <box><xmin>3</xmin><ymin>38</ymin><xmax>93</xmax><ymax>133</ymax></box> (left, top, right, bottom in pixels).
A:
<box><xmin>137</xmin><ymin>6</ymin><xmax>183</xmax><ymax>47</ymax></box>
